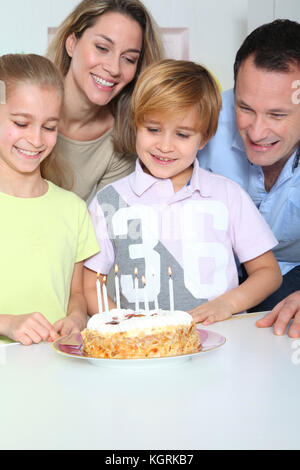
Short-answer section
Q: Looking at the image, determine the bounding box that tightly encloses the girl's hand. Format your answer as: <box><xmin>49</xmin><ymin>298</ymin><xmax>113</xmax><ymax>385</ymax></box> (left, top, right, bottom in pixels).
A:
<box><xmin>189</xmin><ymin>298</ymin><xmax>234</xmax><ymax>326</ymax></box>
<box><xmin>5</xmin><ymin>312</ymin><xmax>59</xmax><ymax>346</ymax></box>
<box><xmin>53</xmin><ymin>312</ymin><xmax>87</xmax><ymax>337</ymax></box>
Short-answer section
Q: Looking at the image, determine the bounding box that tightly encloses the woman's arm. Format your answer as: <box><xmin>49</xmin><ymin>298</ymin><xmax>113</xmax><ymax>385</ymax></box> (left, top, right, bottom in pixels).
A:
<box><xmin>189</xmin><ymin>250</ymin><xmax>282</xmax><ymax>325</ymax></box>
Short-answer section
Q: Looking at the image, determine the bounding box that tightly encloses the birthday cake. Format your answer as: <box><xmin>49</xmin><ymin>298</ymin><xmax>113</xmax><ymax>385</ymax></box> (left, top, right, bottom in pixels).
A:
<box><xmin>81</xmin><ymin>309</ymin><xmax>200</xmax><ymax>359</ymax></box>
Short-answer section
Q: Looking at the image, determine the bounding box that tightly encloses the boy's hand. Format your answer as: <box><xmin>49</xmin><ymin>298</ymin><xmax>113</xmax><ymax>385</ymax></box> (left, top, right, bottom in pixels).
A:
<box><xmin>189</xmin><ymin>298</ymin><xmax>234</xmax><ymax>325</ymax></box>
<box><xmin>53</xmin><ymin>312</ymin><xmax>87</xmax><ymax>337</ymax></box>
<box><xmin>5</xmin><ymin>312</ymin><xmax>59</xmax><ymax>346</ymax></box>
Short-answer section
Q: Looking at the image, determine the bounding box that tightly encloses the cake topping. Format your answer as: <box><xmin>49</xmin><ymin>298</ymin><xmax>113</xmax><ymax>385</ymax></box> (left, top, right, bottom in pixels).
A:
<box><xmin>87</xmin><ymin>308</ymin><xmax>193</xmax><ymax>335</ymax></box>
<box><xmin>124</xmin><ymin>313</ymin><xmax>145</xmax><ymax>319</ymax></box>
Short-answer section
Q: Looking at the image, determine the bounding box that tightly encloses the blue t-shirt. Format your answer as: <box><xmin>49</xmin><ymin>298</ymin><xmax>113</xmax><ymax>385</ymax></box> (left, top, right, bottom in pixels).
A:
<box><xmin>197</xmin><ymin>89</ymin><xmax>300</xmax><ymax>275</ymax></box>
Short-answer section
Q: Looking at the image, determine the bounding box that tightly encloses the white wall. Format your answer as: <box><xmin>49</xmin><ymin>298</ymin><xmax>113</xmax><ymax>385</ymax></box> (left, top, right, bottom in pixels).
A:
<box><xmin>0</xmin><ymin>0</ymin><xmax>77</xmax><ymax>55</ymax></box>
<box><xmin>2</xmin><ymin>0</ymin><xmax>300</xmax><ymax>90</ymax></box>
<box><xmin>248</xmin><ymin>0</ymin><xmax>300</xmax><ymax>32</ymax></box>
<box><xmin>275</xmin><ymin>0</ymin><xmax>300</xmax><ymax>20</ymax></box>
<box><xmin>0</xmin><ymin>0</ymin><xmax>248</xmax><ymax>90</ymax></box>
<box><xmin>142</xmin><ymin>0</ymin><xmax>248</xmax><ymax>90</ymax></box>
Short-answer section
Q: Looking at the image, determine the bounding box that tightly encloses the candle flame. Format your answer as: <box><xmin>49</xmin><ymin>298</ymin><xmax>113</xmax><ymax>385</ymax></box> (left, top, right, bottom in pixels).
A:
<box><xmin>97</xmin><ymin>272</ymin><xmax>100</xmax><ymax>280</ymax></box>
<box><xmin>168</xmin><ymin>266</ymin><xmax>172</xmax><ymax>276</ymax></box>
<box><xmin>141</xmin><ymin>275</ymin><xmax>146</xmax><ymax>285</ymax></box>
<box><xmin>114</xmin><ymin>264</ymin><xmax>119</xmax><ymax>274</ymax></box>
<box><xmin>103</xmin><ymin>275</ymin><xmax>107</xmax><ymax>284</ymax></box>
<box><xmin>134</xmin><ymin>267</ymin><xmax>138</xmax><ymax>276</ymax></box>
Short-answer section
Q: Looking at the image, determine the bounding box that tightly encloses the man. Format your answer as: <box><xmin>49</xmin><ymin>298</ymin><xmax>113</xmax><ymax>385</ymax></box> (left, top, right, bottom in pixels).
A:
<box><xmin>198</xmin><ymin>19</ymin><xmax>300</xmax><ymax>337</ymax></box>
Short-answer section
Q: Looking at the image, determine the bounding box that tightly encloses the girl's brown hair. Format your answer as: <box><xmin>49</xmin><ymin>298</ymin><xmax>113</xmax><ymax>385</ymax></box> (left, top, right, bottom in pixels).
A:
<box><xmin>131</xmin><ymin>59</ymin><xmax>222</xmax><ymax>144</ymax></box>
<box><xmin>47</xmin><ymin>0</ymin><xmax>164</xmax><ymax>154</ymax></box>
<box><xmin>0</xmin><ymin>53</ymin><xmax>72</xmax><ymax>188</ymax></box>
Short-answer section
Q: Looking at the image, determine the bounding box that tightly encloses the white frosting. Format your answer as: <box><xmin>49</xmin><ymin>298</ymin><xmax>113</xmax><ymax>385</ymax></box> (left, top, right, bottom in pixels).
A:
<box><xmin>87</xmin><ymin>309</ymin><xmax>193</xmax><ymax>335</ymax></box>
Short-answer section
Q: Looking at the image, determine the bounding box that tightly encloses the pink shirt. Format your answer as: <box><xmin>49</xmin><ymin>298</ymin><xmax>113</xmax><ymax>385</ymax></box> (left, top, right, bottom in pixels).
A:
<box><xmin>85</xmin><ymin>160</ymin><xmax>278</xmax><ymax>311</ymax></box>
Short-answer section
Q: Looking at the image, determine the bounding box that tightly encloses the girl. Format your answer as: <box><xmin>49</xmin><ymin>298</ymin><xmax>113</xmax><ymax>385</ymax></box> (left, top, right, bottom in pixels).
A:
<box><xmin>83</xmin><ymin>60</ymin><xmax>282</xmax><ymax>324</ymax></box>
<box><xmin>0</xmin><ymin>54</ymin><xmax>99</xmax><ymax>345</ymax></box>
<box><xmin>47</xmin><ymin>0</ymin><xmax>164</xmax><ymax>202</ymax></box>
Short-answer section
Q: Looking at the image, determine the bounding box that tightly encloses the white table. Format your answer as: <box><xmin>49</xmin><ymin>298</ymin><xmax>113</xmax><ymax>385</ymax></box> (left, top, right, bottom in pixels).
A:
<box><xmin>0</xmin><ymin>313</ymin><xmax>299</xmax><ymax>450</ymax></box>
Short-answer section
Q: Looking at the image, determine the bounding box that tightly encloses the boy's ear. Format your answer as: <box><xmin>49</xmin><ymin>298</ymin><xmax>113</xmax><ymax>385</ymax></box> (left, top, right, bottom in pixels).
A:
<box><xmin>65</xmin><ymin>33</ymin><xmax>77</xmax><ymax>58</ymax></box>
<box><xmin>198</xmin><ymin>139</ymin><xmax>208</xmax><ymax>151</ymax></box>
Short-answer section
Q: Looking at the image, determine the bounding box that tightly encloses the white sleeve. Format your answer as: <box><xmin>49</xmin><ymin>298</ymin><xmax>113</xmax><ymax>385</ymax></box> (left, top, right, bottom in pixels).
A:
<box><xmin>84</xmin><ymin>194</ymin><xmax>115</xmax><ymax>274</ymax></box>
<box><xmin>229</xmin><ymin>182</ymin><xmax>278</xmax><ymax>263</ymax></box>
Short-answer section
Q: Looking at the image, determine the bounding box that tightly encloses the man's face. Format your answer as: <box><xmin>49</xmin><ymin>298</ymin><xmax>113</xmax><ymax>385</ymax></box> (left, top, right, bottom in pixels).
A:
<box><xmin>235</xmin><ymin>55</ymin><xmax>300</xmax><ymax>170</ymax></box>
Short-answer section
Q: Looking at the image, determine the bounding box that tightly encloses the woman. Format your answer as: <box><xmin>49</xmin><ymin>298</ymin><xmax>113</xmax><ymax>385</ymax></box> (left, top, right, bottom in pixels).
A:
<box><xmin>47</xmin><ymin>0</ymin><xmax>163</xmax><ymax>202</ymax></box>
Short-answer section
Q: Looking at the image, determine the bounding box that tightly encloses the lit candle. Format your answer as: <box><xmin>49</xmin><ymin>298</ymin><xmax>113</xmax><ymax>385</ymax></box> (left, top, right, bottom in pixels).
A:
<box><xmin>142</xmin><ymin>276</ymin><xmax>150</xmax><ymax>313</ymax></box>
<box><xmin>96</xmin><ymin>272</ymin><xmax>103</xmax><ymax>314</ymax></box>
<box><xmin>134</xmin><ymin>267</ymin><xmax>139</xmax><ymax>313</ymax></box>
<box><xmin>152</xmin><ymin>269</ymin><xmax>159</xmax><ymax>311</ymax></box>
<box><xmin>114</xmin><ymin>264</ymin><xmax>121</xmax><ymax>309</ymax></box>
<box><xmin>102</xmin><ymin>275</ymin><xmax>109</xmax><ymax>317</ymax></box>
<box><xmin>168</xmin><ymin>267</ymin><xmax>174</xmax><ymax>312</ymax></box>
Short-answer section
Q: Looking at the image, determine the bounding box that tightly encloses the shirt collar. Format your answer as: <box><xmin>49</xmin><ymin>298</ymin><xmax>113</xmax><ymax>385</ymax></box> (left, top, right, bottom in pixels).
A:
<box><xmin>129</xmin><ymin>159</ymin><xmax>163</xmax><ymax>196</ymax></box>
<box><xmin>293</xmin><ymin>146</ymin><xmax>300</xmax><ymax>171</ymax></box>
<box><xmin>226</xmin><ymin>90</ymin><xmax>245</xmax><ymax>153</ymax></box>
<box><xmin>187</xmin><ymin>159</ymin><xmax>212</xmax><ymax>197</ymax></box>
<box><xmin>129</xmin><ymin>159</ymin><xmax>212</xmax><ymax>198</ymax></box>
<box><xmin>280</xmin><ymin>148</ymin><xmax>300</xmax><ymax>180</ymax></box>
<box><xmin>231</xmin><ymin>124</ymin><xmax>300</xmax><ymax>175</ymax></box>
<box><xmin>249</xmin><ymin>148</ymin><xmax>300</xmax><ymax>189</ymax></box>
<box><xmin>232</xmin><ymin>127</ymin><xmax>245</xmax><ymax>153</ymax></box>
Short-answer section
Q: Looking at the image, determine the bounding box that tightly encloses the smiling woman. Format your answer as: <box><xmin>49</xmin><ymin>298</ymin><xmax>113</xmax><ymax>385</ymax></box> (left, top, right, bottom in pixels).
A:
<box><xmin>64</xmin><ymin>12</ymin><xmax>142</xmax><ymax>110</ymax></box>
<box><xmin>47</xmin><ymin>0</ymin><xmax>163</xmax><ymax>202</ymax></box>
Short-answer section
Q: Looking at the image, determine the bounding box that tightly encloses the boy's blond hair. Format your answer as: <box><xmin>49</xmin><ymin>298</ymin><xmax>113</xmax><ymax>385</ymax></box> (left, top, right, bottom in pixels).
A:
<box><xmin>131</xmin><ymin>59</ymin><xmax>222</xmax><ymax>143</ymax></box>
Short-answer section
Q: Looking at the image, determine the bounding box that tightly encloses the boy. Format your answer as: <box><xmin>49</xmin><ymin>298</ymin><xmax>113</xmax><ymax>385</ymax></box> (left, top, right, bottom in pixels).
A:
<box><xmin>84</xmin><ymin>59</ymin><xmax>281</xmax><ymax>325</ymax></box>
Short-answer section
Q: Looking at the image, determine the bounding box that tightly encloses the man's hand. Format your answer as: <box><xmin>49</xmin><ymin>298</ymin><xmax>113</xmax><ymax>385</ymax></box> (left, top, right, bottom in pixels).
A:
<box><xmin>256</xmin><ymin>291</ymin><xmax>300</xmax><ymax>337</ymax></box>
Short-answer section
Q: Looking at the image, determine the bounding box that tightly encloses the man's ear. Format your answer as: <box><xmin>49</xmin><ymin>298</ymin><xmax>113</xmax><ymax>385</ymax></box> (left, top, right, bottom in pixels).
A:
<box><xmin>65</xmin><ymin>33</ymin><xmax>77</xmax><ymax>58</ymax></box>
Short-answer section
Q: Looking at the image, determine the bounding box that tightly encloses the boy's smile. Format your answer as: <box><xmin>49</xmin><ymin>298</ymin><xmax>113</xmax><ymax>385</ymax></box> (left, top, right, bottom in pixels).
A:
<box><xmin>136</xmin><ymin>106</ymin><xmax>205</xmax><ymax>192</ymax></box>
<box><xmin>150</xmin><ymin>154</ymin><xmax>177</xmax><ymax>165</ymax></box>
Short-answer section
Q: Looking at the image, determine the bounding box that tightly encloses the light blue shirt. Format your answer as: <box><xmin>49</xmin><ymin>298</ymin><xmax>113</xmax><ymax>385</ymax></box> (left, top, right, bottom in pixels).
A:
<box><xmin>197</xmin><ymin>89</ymin><xmax>300</xmax><ymax>275</ymax></box>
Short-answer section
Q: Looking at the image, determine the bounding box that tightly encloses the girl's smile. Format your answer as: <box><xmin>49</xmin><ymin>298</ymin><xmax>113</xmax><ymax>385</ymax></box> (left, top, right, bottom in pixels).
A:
<box><xmin>0</xmin><ymin>83</ymin><xmax>61</xmax><ymax>177</ymax></box>
<box><xmin>13</xmin><ymin>146</ymin><xmax>45</xmax><ymax>160</ymax></box>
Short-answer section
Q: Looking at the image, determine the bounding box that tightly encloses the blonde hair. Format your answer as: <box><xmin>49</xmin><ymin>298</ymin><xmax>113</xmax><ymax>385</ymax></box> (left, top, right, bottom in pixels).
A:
<box><xmin>131</xmin><ymin>59</ymin><xmax>222</xmax><ymax>143</ymax></box>
<box><xmin>47</xmin><ymin>0</ymin><xmax>164</xmax><ymax>154</ymax></box>
<box><xmin>0</xmin><ymin>54</ymin><xmax>72</xmax><ymax>189</ymax></box>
